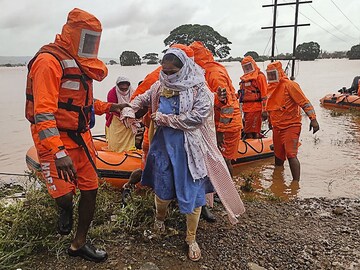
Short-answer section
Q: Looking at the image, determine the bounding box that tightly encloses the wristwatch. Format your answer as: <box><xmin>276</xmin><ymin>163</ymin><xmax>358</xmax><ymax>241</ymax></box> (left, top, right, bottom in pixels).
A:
<box><xmin>55</xmin><ymin>150</ymin><xmax>68</xmax><ymax>159</ymax></box>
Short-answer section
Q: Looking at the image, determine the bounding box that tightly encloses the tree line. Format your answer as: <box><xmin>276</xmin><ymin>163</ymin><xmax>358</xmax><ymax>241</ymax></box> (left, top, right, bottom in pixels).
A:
<box><xmin>109</xmin><ymin>24</ymin><xmax>360</xmax><ymax>66</ymax></box>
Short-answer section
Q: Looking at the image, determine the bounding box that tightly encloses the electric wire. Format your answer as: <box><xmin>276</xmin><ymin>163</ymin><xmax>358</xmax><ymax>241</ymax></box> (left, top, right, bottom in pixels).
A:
<box><xmin>330</xmin><ymin>0</ymin><xmax>360</xmax><ymax>32</ymax></box>
<box><xmin>263</xmin><ymin>35</ymin><xmax>272</xmax><ymax>55</ymax></box>
<box><xmin>280</xmin><ymin>0</ymin><xmax>350</xmax><ymax>44</ymax></box>
<box><xmin>309</xmin><ymin>4</ymin><xmax>357</xmax><ymax>40</ymax></box>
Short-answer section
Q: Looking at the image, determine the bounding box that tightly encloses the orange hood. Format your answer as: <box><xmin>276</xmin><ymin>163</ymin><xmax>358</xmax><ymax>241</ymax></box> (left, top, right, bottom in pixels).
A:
<box><xmin>189</xmin><ymin>41</ymin><xmax>214</xmax><ymax>68</ymax></box>
<box><xmin>240</xmin><ymin>56</ymin><xmax>260</xmax><ymax>81</ymax></box>
<box><xmin>54</xmin><ymin>8</ymin><xmax>107</xmax><ymax>81</ymax></box>
<box><xmin>266</xmin><ymin>61</ymin><xmax>288</xmax><ymax>93</ymax></box>
<box><xmin>170</xmin><ymin>44</ymin><xmax>194</xmax><ymax>58</ymax></box>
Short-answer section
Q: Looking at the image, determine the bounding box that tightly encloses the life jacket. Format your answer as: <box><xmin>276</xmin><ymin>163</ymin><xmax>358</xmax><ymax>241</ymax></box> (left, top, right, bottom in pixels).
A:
<box><xmin>239</xmin><ymin>73</ymin><xmax>264</xmax><ymax>103</ymax></box>
<box><xmin>26</xmin><ymin>43</ymin><xmax>94</xmax><ymax>133</ymax></box>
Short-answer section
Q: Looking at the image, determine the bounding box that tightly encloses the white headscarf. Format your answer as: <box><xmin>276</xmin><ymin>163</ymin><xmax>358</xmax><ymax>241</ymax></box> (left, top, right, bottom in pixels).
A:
<box><xmin>159</xmin><ymin>47</ymin><xmax>205</xmax><ymax>92</ymax></box>
<box><xmin>115</xmin><ymin>76</ymin><xmax>133</xmax><ymax>104</ymax></box>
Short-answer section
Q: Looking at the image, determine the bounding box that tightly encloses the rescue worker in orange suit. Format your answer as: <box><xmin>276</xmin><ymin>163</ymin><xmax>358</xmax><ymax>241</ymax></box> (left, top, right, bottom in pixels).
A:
<box><xmin>25</xmin><ymin>8</ymin><xmax>126</xmax><ymax>262</ymax></box>
<box><xmin>190</xmin><ymin>41</ymin><xmax>242</xmax><ymax>223</ymax></box>
<box><xmin>239</xmin><ymin>56</ymin><xmax>268</xmax><ymax>139</ymax></box>
<box><xmin>266</xmin><ymin>61</ymin><xmax>319</xmax><ymax>181</ymax></box>
<box><xmin>190</xmin><ymin>41</ymin><xmax>242</xmax><ymax>176</ymax></box>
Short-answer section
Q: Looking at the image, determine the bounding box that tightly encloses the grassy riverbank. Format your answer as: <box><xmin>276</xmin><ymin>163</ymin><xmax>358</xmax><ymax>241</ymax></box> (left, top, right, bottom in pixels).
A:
<box><xmin>0</xmin><ymin>178</ymin><xmax>359</xmax><ymax>270</ymax></box>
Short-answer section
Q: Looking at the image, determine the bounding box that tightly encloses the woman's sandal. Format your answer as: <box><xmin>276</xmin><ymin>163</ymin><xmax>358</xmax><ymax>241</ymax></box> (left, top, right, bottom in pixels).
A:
<box><xmin>153</xmin><ymin>219</ymin><xmax>166</xmax><ymax>234</ymax></box>
<box><xmin>188</xmin><ymin>241</ymin><xmax>201</xmax><ymax>262</ymax></box>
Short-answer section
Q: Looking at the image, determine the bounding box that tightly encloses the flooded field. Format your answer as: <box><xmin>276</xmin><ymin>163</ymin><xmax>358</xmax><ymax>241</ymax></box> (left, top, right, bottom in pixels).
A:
<box><xmin>0</xmin><ymin>59</ymin><xmax>359</xmax><ymax>199</ymax></box>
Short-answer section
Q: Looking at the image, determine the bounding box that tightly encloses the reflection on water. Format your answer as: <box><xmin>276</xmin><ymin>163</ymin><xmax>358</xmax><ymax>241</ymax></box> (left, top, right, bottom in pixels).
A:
<box><xmin>1</xmin><ymin>59</ymin><xmax>360</xmax><ymax>199</ymax></box>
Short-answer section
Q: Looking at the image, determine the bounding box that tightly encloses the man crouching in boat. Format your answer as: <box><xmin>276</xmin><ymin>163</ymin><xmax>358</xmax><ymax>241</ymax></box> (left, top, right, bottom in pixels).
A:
<box><xmin>338</xmin><ymin>76</ymin><xmax>360</xmax><ymax>96</ymax></box>
<box><xmin>265</xmin><ymin>61</ymin><xmax>320</xmax><ymax>181</ymax></box>
<box><xmin>25</xmin><ymin>8</ymin><xmax>126</xmax><ymax>262</ymax></box>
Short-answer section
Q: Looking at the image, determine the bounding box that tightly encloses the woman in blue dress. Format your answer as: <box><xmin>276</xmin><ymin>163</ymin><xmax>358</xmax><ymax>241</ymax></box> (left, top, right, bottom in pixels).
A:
<box><xmin>124</xmin><ymin>47</ymin><xmax>212</xmax><ymax>261</ymax></box>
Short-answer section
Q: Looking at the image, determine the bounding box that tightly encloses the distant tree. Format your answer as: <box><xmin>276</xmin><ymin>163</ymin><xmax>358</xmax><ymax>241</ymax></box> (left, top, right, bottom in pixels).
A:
<box><xmin>258</xmin><ymin>55</ymin><xmax>270</xmax><ymax>61</ymax></box>
<box><xmin>244</xmin><ymin>51</ymin><xmax>259</xmax><ymax>60</ymax></box>
<box><xmin>109</xmin><ymin>60</ymin><xmax>117</xmax><ymax>65</ymax></box>
<box><xmin>119</xmin><ymin>51</ymin><xmax>141</xmax><ymax>66</ymax></box>
<box><xmin>347</xmin><ymin>44</ymin><xmax>360</xmax><ymax>60</ymax></box>
<box><xmin>295</xmin><ymin>41</ymin><xmax>320</xmax><ymax>61</ymax></box>
<box><xmin>276</xmin><ymin>53</ymin><xmax>293</xmax><ymax>60</ymax></box>
<box><xmin>163</xmin><ymin>24</ymin><xmax>232</xmax><ymax>58</ymax></box>
<box><xmin>332</xmin><ymin>51</ymin><xmax>347</xmax><ymax>59</ymax></box>
<box><xmin>319</xmin><ymin>50</ymin><xmax>347</xmax><ymax>59</ymax></box>
<box><xmin>143</xmin><ymin>53</ymin><xmax>159</xmax><ymax>64</ymax></box>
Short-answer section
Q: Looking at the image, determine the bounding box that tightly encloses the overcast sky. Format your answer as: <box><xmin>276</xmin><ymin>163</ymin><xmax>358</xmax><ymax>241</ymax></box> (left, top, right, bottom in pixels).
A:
<box><xmin>1</xmin><ymin>0</ymin><xmax>359</xmax><ymax>58</ymax></box>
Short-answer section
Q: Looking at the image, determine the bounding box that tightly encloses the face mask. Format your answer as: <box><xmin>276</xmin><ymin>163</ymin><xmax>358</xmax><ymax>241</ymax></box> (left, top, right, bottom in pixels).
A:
<box><xmin>160</xmin><ymin>70</ymin><xmax>180</xmax><ymax>83</ymax></box>
<box><xmin>267</xmin><ymin>69</ymin><xmax>279</xmax><ymax>83</ymax></box>
<box><xmin>242</xmin><ymin>62</ymin><xmax>255</xmax><ymax>74</ymax></box>
<box><xmin>78</xmin><ymin>29</ymin><xmax>101</xmax><ymax>58</ymax></box>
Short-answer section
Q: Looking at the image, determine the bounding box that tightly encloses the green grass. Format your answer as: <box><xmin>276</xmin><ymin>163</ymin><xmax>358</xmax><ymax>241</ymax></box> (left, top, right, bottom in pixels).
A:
<box><xmin>0</xmin><ymin>178</ymin><xmax>184</xmax><ymax>269</ymax></box>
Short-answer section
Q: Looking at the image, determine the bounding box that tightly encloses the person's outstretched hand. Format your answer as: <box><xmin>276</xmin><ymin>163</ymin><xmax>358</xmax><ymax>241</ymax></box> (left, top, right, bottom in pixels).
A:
<box><xmin>110</xmin><ymin>103</ymin><xmax>130</xmax><ymax>114</ymax></box>
<box><xmin>309</xmin><ymin>119</ymin><xmax>320</xmax><ymax>134</ymax></box>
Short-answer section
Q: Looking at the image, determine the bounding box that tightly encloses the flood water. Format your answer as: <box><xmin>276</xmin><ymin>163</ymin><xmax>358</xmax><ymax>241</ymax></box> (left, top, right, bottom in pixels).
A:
<box><xmin>0</xmin><ymin>59</ymin><xmax>359</xmax><ymax>199</ymax></box>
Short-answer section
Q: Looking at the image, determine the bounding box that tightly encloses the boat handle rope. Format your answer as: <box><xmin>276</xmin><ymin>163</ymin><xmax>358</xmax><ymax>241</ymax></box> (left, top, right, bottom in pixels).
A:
<box><xmin>347</xmin><ymin>96</ymin><xmax>360</xmax><ymax>104</ymax></box>
<box><xmin>95</xmin><ymin>154</ymin><xmax>129</xmax><ymax>167</ymax></box>
<box><xmin>238</xmin><ymin>138</ymin><xmax>265</xmax><ymax>155</ymax></box>
<box><xmin>95</xmin><ymin>152</ymin><xmax>142</xmax><ymax>167</ymax></box>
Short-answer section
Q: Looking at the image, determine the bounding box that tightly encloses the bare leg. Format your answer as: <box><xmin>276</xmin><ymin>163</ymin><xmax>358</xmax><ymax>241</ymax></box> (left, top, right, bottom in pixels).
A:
<box><xmin>71</xmin><ymin>189</ymin><xmax>97</xmax><ymax>249</ymax></box>
<box><xmin>55</xmin><ymin>192</ymin><xmax>73</xmax><ymax>210</ymax></box>
<box><xmin>288</xmin><ymin>157</ymin><xmax>300</xmax><ymax>181</ymax></box>
<box><xmin>275</xmin><ymin>156</ymin><xmax>285</xmax><ymax>166</ymax></box>
<box><xmin>55</xmin><ymin>192</ymin><xmax>73</xmax><ymax>235</ymax></box>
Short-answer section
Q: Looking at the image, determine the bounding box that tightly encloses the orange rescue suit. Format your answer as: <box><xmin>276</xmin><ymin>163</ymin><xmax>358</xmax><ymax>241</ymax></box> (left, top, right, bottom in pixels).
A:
<box><xmin>190</xmin><ymin>41</ymin><xmax>242</xmax><ymax>133</ymax></box>
<box><xmin>239</xmin><ymin>56</ymin><xmax>267</xmax><ymax>113</ymax></box>
<box><xmin>26</xmin><ymin>48</ymin><xmax>111</xmax><ymax>156</ymax></box>
<box><xmin>266</xmin><ymin>62</ymin><xmax>316</xmax><ymax>130</ymax></box>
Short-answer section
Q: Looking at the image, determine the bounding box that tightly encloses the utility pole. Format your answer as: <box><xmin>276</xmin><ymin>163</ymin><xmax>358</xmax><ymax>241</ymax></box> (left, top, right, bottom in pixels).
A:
<box><xmin>262</xmin><ymin>0</ymin><xmax>312</xmax><ymax>79</ymax></box>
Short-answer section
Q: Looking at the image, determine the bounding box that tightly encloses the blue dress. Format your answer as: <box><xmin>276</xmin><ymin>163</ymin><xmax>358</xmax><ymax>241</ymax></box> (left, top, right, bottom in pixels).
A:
<box><xmin>142</xmin><ymin>95</ymin><xmax>212</xmax><ymax>214</ymax></box>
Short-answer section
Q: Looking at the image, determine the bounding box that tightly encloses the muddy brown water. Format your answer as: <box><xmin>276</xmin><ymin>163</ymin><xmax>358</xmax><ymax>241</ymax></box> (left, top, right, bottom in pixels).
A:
<box><xmin>1</xmin><ymin>59</ymin><xmax>359</xmax><ymax>199</ymax></box>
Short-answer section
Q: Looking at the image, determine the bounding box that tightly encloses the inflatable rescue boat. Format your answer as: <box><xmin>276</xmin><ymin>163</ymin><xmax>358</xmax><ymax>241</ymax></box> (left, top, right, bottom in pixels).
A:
<box><xmin>26</xmin><ymin>135</ymin><xmax>274</xmax><ymax>188</ymax></box>
<box><xmin>320</xmin><ymin>93</ymin><xmax>360</xmax><ymax>110</ymax></box>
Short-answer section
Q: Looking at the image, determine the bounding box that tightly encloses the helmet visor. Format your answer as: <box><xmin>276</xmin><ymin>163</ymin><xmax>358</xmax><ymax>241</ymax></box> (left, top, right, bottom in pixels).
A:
<box><xmin>242</xmin><ymin>62</ymin><xmax>255</xmax><ymax>74</ymax></box>
<box><xmin>266</xmin><ymin>69</ymin><xmax>279</xmax><ymax>83</ymax></box>
<box><xmin>78</xmin><ymin>29</ymin><xmax>101</xmax><ymax>58</ymax></box>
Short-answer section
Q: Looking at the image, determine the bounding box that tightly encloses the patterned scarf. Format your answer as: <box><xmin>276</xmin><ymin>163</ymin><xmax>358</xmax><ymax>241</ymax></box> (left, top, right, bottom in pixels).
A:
<box><xmin>159</xmin><ymin>48</ymin><xmax>205</xmax><ymax>92</ymax></box>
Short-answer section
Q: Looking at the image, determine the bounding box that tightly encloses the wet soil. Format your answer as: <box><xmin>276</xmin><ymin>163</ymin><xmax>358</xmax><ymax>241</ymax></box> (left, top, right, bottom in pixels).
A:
<box><xmin>28</xmin><ymin>198</ymin><xmax>360</xmax><ymax>270</ymax></box>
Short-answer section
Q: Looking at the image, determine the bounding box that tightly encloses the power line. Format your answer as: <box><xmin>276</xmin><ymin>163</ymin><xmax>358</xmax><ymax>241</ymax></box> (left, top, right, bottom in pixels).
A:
<box><xmin>330</xmin><ymin>0</ymin><xmax>360</xmax><ymax>32</ymax></box>
<box><xmin>309</xmin><ymin>4</ymin><xmax>357</xmax><ymax>40</ymax></box>
<box><xmin>280</xmin><ymin>0</ymin><xmax>350</xmax><ymax>44</ymax></box>
<box><xmin>298</xmin><ymin>10</ymin><xmax>350</xmax><ymax>44</ymax></box>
